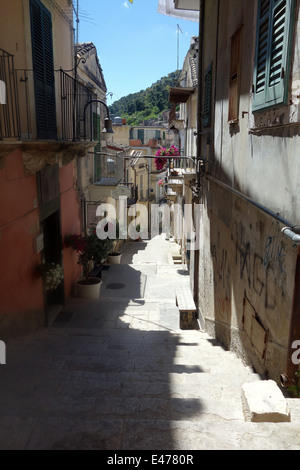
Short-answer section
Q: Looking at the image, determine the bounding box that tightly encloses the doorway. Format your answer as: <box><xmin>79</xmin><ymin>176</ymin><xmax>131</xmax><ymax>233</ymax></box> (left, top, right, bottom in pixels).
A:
<box><xmin>42</xmin><ymin>210</ymin><xmax>64</xmax><ymax>325</ymax></box>
<box><xmin>37</xmin><ymin>164</ymin><xmax>64</xmax><ymax>325</ymax></box>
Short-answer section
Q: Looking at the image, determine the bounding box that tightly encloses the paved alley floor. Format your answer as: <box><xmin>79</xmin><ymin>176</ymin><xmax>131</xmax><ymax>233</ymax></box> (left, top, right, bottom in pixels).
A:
<box><xmin>1</xmin><ymin>235</ymin><xmax>300</xmax><ymax>450</ymax></box>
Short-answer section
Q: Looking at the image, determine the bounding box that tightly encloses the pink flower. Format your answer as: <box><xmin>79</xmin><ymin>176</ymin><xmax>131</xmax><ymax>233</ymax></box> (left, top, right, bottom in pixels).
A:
<box><xmin>154</xmin><ymin>146</ymin><xmax>179</xmax><ymax>171</ymax></box>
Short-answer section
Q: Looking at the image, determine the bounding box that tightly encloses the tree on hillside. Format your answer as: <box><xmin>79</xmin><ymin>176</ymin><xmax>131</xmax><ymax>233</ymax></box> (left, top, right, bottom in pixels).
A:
<box><xmin>109</xmin><ymin>70</ymin><xmax>181</xmax><ymax>125</ymax></box>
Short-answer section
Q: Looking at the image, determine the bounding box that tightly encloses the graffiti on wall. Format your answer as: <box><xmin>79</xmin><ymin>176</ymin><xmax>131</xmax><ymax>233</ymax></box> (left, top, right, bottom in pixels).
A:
<box><xmin>235</xmin><ymin>221</ymin><xmax>287</xmax><ymax>310</ymax></box>
<box><xmin>212</xmin><ymin>220</ymin><xmax>287</xmax><ymax>314</ymax></box>
<box><xmin>263</xmin><ymin>222</ymin><xmax>286</xmax><ymax>273</ymax></box>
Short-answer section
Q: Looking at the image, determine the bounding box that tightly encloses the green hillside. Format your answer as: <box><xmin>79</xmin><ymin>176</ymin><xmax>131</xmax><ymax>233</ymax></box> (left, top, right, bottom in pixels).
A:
<box><xmin>108</xmin><ymin>70</ymin><xmax>180</xmax><ymax>126</ymax></box>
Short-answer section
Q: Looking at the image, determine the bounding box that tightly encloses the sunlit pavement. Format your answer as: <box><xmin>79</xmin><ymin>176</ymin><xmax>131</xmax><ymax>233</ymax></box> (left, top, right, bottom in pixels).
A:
<box><xmin>1</xmin><ymin>235</ymin><xmax>300</xmax><ymax>450</ymax></box>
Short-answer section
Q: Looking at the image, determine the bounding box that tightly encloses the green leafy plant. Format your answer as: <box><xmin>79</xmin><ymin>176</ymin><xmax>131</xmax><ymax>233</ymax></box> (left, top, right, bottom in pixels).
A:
<box><xmin>64</xmin><ymin>231</ymin><xmax>113</xmax><ymax>281</ymax></box>
<box><xmin>104</xmin><ymin>220</ymin><xmax>127</xmax><ymax>254</ymax></box>
<box><xmin>287</xmin><ymin>370</ymin><xmax>300</xmax><ymax>397</ymax></box>
<box><xmin>37</xmin><ymin>263</ymin><xmax>63</xmax><ymax>291</ymax></box>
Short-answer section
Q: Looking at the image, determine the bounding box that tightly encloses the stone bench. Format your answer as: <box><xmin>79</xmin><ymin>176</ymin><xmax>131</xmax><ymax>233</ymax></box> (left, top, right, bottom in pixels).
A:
<box><xmin>175</xmin><ymin>285</ymin><xmax>198</xmax><ymax>330</ymax></box>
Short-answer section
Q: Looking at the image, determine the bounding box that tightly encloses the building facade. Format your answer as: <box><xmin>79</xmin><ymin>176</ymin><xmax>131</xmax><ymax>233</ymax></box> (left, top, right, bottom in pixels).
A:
<box><xmin>0</xmin><ymin>0</ymin><xmax>96</xmax><ymax>336</ymax></box>
<box><xmin>74</xmin><ymin>42</ymin><xmax>127</xmax><ymax>233</ymax></box>
<box><xmin>112</xmin><ymin>123</ymin><xmax>176</xmax><ymax>232</ymax></box>
<box><xmin>162</xmin><ymin>0</ymin><xmax>300</xmax><ymax>386</ymax></box>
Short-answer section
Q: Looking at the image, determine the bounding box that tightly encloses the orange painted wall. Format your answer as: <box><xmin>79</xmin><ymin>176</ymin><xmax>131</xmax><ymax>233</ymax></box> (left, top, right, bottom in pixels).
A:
<box><xmin>0</xmin><ymin>150</ymin><xmax>43</xmax><ymax>316</ymax></box>
<box><xmin>59</xmin><ymin>162</ymin><xmax>81</xmax><ymax>297</ymax></box>
<box><xmin>0</xmin><ymin>154</ymin><xmax>82</xmax><ymax>322</ymax></box>
<box><xmin>0</xmin><ymin>149</ymin><xmax>38</xmax><ymax>227</ymax></box>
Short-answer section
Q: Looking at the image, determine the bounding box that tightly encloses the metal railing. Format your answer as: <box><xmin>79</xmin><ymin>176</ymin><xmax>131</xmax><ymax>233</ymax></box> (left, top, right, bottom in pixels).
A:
<box><xmin>59</xmin><ymin>69</ymin><xmax>96</xmax><ymax>141</ymax></box>
<box><xmin>0</xmin><ymin>48</ymin><xmax>97</xmax><ymax>142</ymax></box>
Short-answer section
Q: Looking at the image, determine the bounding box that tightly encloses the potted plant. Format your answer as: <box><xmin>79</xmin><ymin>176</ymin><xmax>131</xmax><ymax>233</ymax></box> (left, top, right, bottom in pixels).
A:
<box><xmin>154</xmin><ymin>148</ymin><xmax>168</xmax><ymax>172</ymax></box>
<box><xmin>154</xmin><ymin>145</ymin><xmax>180</xmax><ymax>172</ymax></box>
<box><xmin>106</xmin><ymin>220</ymin><xmax>125</xmax><ymax>264</ymax></box>
<box><xmin>37</xmin><ymin>262</ymin><xmax>64</xmax><ymax>291</ymax></box>
<box><xmin>64</xmin><ymin>231</ymin><xmax>113</xmax><ymax>299</ymax></box>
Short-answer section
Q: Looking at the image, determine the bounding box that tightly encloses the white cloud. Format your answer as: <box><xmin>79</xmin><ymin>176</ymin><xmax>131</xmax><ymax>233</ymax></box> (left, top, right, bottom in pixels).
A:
<box><xmin>123</xmin><ymin>1</ymin><xmax>129</xmax><ymax>7</ymax></box>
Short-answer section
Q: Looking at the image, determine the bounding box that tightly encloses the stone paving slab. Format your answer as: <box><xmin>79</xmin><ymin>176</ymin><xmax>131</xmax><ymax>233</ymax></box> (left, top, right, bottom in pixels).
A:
<box><xmin>0</xmin><ymin>236</ymin><xmax>300</xmax><ymax>450</ymax></box>
<box><xmin>122</xmin><ymin>419</ymin><xmax>300</xmax><ymax>450</ymax></box>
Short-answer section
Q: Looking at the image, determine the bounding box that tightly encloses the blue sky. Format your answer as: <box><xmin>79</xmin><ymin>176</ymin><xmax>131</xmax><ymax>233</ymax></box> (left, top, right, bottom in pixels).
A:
<box><xmin>76</xmin><ymin>0</ymin><xmax>199</xmax><ymax>104</ymax></box>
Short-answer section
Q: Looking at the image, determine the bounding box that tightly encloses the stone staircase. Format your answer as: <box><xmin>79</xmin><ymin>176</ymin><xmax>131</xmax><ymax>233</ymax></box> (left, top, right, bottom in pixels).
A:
<box><xmin>1</xmin><ymin>236</ymin><xmax>300</xmax><ymax>449</ymax></box>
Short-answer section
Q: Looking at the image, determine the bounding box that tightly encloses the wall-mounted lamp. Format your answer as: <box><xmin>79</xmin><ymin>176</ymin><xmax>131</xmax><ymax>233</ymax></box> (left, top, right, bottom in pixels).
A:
<box><xmin>102</xmin><ymin>117</ymin><xmax>114</xmax><ymax>134</ymax></box>
<box><xmin>281</xmin><ymin>227</ymin><xmax>300</xmax><ymax>245</ymax></box>
<box><xmin>83</xmin><ymin>98</ymin><xmax>114</xmax><ymax>140</ymax></box>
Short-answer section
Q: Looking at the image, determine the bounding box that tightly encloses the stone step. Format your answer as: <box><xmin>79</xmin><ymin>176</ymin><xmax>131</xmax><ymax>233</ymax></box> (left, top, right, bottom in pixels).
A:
<box><xmin>120</xmin><ymin>418</ymin><xmax>300</xmax><ymax>450</ymax></box>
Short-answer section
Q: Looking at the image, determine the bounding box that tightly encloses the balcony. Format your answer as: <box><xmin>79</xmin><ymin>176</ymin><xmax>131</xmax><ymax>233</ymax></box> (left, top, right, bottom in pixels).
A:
<box><xmin>0</xmin><ymin>48</ymin><xmax>97</xmax><ymax>172</ymax></box>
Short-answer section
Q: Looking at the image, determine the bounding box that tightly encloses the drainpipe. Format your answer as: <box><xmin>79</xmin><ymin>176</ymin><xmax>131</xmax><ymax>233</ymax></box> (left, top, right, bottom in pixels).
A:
<box><xmin>193</xmin><ymin>0</ymin><xmax>205</xmax><ymax>308</ymax></box>
<box><xmin>131</xmin><ymin>163</ymin><xmax>137</xmax><ymax>202</ymax></box>
<box><xmin>280</xmin><ymin>246</ymin><xmax>300</xmax><ymax>388</ymax></box>
<box><xmin>195</xmin><ymin>0</ymin><xmax>205</xmax><ymax>194</ymax></box>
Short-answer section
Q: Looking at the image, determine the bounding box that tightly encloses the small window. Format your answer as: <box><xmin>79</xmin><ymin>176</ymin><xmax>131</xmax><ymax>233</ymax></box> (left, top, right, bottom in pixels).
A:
<box><xmin>228</xmin><ymin>28</ymin><xmax>242</xmax><ymax>123</ymax></box>
<box><xmin>252</xmin><ymin>0</ymin><xmax>295</xmax><ymax>112</ymax></box>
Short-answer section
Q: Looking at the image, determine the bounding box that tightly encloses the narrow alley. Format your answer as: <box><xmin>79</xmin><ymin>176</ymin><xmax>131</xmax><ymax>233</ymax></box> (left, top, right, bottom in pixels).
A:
<box><xmin>0</xmin><ymin>235</ymin><xmax>300</xmax><ymax>450</ymax></box>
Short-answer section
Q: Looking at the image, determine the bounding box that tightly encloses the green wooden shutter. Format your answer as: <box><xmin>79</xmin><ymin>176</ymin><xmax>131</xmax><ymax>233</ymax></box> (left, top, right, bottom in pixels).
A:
<box><xmin>265</xmin><ymin>0</ymin><xmax>293</xmax><ymax>105</ymax></box>
<box><xmin>253</xmin><ymin>0</ymin><xmax>294</xmax><ymax>112</ymax></box>
<box><xmin>137</xmin><ymin>129</ymin><xmax>144</xmax><ymax>144</ymax></box>
<box><xmin>254</xmin><ymin>0</ymin><xmax>271</xmax><ymax>108</ymax></box>
<box><xmin>30</xmin><ymin>0</ymin><xmax>56</xmax><ymax>139</ymax></box>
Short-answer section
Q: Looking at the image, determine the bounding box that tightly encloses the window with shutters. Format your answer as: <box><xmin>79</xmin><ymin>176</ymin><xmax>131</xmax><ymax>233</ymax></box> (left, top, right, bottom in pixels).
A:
<box><xmin>252</xmin><ymin>0</ymin><xmax>295</xmax><ymax>112</ymax></box>
<box><xmin>155</xmin><ymin>130</ymin><xmax>161</xmax><ymax>140</ymax></box>
<box><xmin>203</xmin><ymin>63</ymin><xmax>212</xmax><ymax>128</ymax></box>
<box><xmin>138</xmin><ymin>129</ymin><xmax>144</xmax><ymax>144</ymax></box>
<box><xmin>30</xmin><ymin>0</ymin><xmax>57</xmax><ymax>139</ymax></box>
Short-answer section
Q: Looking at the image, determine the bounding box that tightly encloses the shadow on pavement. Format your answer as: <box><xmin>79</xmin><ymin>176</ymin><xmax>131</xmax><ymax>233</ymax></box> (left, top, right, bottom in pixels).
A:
<box><xmin>0</xmin><ymin>243</ymin><xmax>204</xmax><ymax>450</ymax></box>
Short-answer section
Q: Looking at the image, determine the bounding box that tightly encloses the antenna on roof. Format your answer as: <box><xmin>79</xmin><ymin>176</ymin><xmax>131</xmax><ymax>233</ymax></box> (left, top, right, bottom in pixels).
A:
<box><xmin>76</xmin><ymin>0</ymin><xmax>79</xmax><ymax>44</ymax></box>
<box><xmin>177</xmin><ymin>24</ymin><xmax>183</xmax><ymax>70</ymax></box>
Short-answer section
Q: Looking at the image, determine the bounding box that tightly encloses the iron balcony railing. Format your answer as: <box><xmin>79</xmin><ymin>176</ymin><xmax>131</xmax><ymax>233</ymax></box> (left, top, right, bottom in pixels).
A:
<box><xmin>0</xmin><ymin>48</ymin><xmax>97</xmax><ymax>142</ymax></box>
<box><xmin>59</xmin><ymin>69</ymin><xmax>97</xmax><ymax>142</ymax></box>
